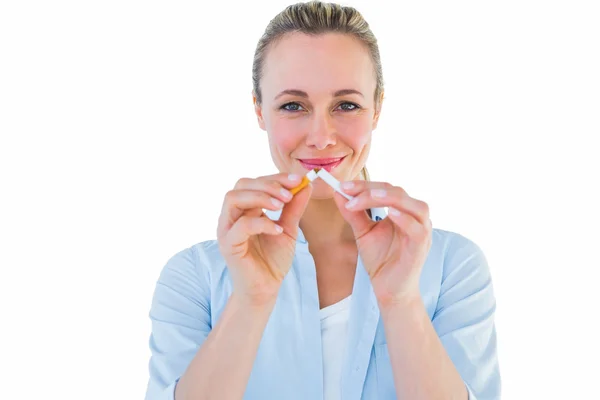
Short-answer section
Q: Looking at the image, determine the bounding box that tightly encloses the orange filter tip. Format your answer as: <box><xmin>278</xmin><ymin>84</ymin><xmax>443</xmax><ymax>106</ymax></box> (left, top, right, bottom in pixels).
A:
<box><xmin>289</xmin><ymin>169</ymin><xmax>319</xmax><ymax>195</ymax></box>
<box><xmin>290</xmin><ymin>175</ymin><xmax>310</xmax><ymax>195</ymax></box>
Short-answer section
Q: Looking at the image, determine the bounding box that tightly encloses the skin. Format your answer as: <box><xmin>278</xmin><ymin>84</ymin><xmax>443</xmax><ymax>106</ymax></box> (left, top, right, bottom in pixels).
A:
<box><xmin>175</xmin><ymin>32</ymin><xmax>467</xmax><ymax>400</ymax></box>
<box><xmin>253</xmin><ymin>32</ymin><xmax>383</xmax><ymax>308</ymax></box>
<box><xmin>254</xmin><ymin>32</ymin><xmax>382</xmax><ymax>249</ymax></box>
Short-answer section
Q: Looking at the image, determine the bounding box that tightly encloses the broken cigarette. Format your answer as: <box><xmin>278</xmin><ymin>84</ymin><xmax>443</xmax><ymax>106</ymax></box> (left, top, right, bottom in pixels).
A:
<box><xmin>316</xmin><ymin>168</ymin><xmax>354</xmax><ymax>200</ymax></box>
<box><xmin>289</xmin><ymin>168</ymin><xmax>354</xmax><ymax>201</ymax></box>
<box><xmin>289</xmin><ymin>168</ymin><xmax>320</xmax><ymax>195</ymax></box>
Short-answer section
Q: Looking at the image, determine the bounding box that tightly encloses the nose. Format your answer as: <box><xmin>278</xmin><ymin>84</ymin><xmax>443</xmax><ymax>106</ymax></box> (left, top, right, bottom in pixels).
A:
<box><xmin>305</xmin><ymin>111</ymin><xmax>336</xmax><ymax>150</ymax></box>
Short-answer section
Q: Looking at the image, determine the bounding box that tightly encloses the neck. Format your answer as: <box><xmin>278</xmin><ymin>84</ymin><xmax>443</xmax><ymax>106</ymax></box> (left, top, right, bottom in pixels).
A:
<box><xmin>299</xmin><ymin>198</ymin><xmax>356</xmax><ymax>246</ymax></box>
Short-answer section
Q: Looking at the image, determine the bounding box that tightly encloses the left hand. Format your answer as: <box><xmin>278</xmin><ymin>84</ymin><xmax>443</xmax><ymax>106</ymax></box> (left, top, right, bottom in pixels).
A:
<box><xmin>333</xmin><ymin>180</ymin><xmax>433</xmax><ymax>306</ymax></box>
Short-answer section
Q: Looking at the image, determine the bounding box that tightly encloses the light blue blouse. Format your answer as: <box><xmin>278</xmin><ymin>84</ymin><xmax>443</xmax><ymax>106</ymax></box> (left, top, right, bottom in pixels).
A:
<box><xmin>144</xmin><ymin>207</ymin><xmax>501</xmax><ymax>399</ymax></box>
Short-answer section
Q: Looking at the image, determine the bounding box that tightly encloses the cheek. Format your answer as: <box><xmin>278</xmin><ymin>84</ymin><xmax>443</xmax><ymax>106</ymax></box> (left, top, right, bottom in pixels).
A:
<box><xmin>267</xmin><ymin>118</ymin><xmax>305</xmax><ymax>153</ymax></box>
<box><xmin>336</xmin><ymin>116</ymin><xmax>372</xmax><ymax>148</ymax></box>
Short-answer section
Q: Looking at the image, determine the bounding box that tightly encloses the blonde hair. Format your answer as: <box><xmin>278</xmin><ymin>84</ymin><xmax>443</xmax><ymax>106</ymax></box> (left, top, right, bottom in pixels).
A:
<box><xmin>252</xmin><ymin>0</ymin><xmax>384</xmax><ymax>181</ymax></box>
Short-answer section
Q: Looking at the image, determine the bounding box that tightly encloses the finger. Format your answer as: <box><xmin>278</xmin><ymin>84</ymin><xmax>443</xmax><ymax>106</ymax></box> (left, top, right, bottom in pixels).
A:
<box><xmin>223</xmin><ymin>189</ymin><xmax>286</xmax><ymax>217</ymax></box>
<box><xmin>228</xmin><ymin>174</ymin><xmax>301</xmax><ymax>220</ymax></box>
<box><xmin>220</xmin><ymin>173</ymin><xmax>303</xmax><ymax>232</ymax></box>
<box><xmin>225</xmin><ymin>215</ymin><xmax>283</xmax><ymax>249</ymax></box>
<box><xmin>343</xmin><ymin>185</ymin><xmax>429</xmax><ymax>225</ymax></box>
<box><xmin>277</xmin><ymin>181</ymin><xmax>313</xmax><ymax>238</ymax></box>
<box><xmin>234</xmin><ymin>173</ymin><xmax>304</xmax><ymax>194</ymax></box>
<box><xmin>386</xmin><ymin>207</ymin><xmax>432</xmax><ymax>241</ymax></box>
<box><xmin>332</xmin><ymin>190</ymin><xmax>375</xmax><ymax>239</ymax></box>
<box><xmin>218</xmin><ymin>189</ymin><xmax>285</xmax><ymax>237</ymax></box>
<box><xmin>338</xmin><ymin>180</ymin><xmax>390</xmax><ymax>196</ymax></box>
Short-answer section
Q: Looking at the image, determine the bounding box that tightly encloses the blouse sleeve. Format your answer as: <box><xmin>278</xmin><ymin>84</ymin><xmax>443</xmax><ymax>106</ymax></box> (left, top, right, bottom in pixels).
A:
<box><xmin>144</xmin><ymin>245</ymin><xmax>212</xmax><ymax>400</ymax></box>
<box><xmin>432</xmin><ymin>233</ymin><xmax>502</xmax><ymax>399</ymax></box>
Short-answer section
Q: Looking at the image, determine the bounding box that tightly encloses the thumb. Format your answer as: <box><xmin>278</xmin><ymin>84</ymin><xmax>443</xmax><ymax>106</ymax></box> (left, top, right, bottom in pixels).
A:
<box><xmin>278</xmin><ymin>183</ymin><xmax>313</xmax><ymax>237</ymax></box>
<box><xmin>332</xmin><ymin>191</ymin><xmax>375</xmax><ymax>239</ymax></box>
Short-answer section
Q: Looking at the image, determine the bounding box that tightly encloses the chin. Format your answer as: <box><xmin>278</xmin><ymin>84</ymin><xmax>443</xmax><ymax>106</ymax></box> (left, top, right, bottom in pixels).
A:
<box><xmin>331</xmin><ymin>167</ymin><xmax>357</xmax><ymax>182</ymax></box>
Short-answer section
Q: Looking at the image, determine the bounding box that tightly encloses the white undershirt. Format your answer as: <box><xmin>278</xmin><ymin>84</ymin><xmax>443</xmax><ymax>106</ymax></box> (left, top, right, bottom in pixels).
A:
<box><xmin>320</xmin><ymin>295</ymin><xmax>352</xmax><ymax>400</ymax></box>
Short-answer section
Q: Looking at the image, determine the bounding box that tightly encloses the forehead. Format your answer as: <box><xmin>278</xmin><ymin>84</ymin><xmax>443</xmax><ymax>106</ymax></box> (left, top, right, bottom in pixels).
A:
<box><xmin>261</xmin><ymin>32</ymin><xmax>376</xmax><ymax>98</ymax></box>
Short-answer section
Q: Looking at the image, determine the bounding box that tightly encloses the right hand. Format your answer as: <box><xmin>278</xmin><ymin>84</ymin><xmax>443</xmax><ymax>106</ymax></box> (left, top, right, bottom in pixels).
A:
<box><xmin>217</xmin><ymin>172</ymin><xmax>313</xmax><ymax>305</ymax></box>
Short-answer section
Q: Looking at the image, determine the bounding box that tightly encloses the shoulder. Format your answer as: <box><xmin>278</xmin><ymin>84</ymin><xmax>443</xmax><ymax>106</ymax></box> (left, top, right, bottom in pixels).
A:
<box><xmin>421</xmin><ymin>228</ymin><xmax>493</xmax><ymax>306</ymax></box>
<box><xmin>156</xmin><ymin>239</ymin><xmax>228</xmax><ymax>292</ymax></box>
<box><xmin>428</xmin><ymin>228</ymin><xmax>496</xmax><ymax>322</ymax></box>
<box><xmin>431</xmin><ymin>227</ymin><xmax>490</xmax><ymax>280</ymax></box>
<box><xmin>432</xmin><ymin>227</ymin><xmax>487</xmax><ymax>259</ymax></box>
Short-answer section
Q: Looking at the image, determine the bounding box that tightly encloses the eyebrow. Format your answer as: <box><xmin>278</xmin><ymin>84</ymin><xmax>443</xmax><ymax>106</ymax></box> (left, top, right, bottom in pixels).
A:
<box><xmin>274</xmin><ymin>89</ymin><xmax>364</xmax><ymax>101</ymax></box>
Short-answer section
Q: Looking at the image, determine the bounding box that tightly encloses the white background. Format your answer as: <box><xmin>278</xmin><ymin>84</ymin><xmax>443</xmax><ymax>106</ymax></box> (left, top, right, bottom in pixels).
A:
<box><xmin>1</xmin><ymin>0</ymin><xmax>598</xmax><ymax>398</ymax></box>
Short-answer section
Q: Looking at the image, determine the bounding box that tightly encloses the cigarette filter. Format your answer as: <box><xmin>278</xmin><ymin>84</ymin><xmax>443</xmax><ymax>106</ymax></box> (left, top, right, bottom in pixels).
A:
<box><xmin>290</xmin><ymin>168</ymin><xmax>319</xmax><ymax>195</ymax></box>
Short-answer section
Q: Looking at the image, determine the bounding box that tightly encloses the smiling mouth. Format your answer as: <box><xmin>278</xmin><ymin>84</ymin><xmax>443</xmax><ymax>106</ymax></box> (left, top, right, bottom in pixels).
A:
<box><xmin>298</xmin><ymin>156</ymin><xmax>346</xmax><ymax>172</ymax></box>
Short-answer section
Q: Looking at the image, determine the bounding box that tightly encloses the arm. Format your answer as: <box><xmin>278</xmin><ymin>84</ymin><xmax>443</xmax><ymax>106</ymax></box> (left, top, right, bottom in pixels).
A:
<box><xmin>175</xmin><ymin>293</ymin><xmax>275</xmax><ymax>400</ymax></box>
<box><xmin>380</xmin><ymin>234</ymin><xmax>501</xmax><ymax>400</ymax></box>
<box><xmin>380</xmin><ymin>297</ymin><xmax>468</xmax><ymax>399</ymax></box>
<box><xmin>144</xmin><ymin>244</ymin><xmax>275</xmax><ymax>400</ymax></box>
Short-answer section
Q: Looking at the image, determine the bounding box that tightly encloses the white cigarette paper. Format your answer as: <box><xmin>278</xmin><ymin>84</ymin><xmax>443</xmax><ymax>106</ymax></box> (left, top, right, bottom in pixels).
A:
<box><xmin>316</xmin><ymin>168</ymin><xmax>354</xmax><ymax>201</ymax></box>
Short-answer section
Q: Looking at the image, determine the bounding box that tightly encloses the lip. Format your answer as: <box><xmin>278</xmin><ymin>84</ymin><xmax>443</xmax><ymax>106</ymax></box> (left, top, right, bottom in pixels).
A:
<box><xmin>298</xmin><ymin>156</ymin><xmax>346</xmax><ymax>172</ymax></box>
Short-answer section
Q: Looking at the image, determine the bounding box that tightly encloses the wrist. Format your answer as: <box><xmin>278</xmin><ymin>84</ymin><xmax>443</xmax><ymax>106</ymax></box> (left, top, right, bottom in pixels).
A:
<box><xmin>377</xmin><ymin>291</ymin><xmax>423</xmax><ymax>315</ymax></box>
<box><xmin>230</xmin><ymin>291</ymin><xmax>279</xmax><ymax>312</ymax></box>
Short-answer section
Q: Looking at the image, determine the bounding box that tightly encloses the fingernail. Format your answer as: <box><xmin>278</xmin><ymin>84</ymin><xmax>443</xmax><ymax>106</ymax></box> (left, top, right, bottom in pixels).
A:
<box><xmin>271</xmin><ymin>198</ymin><xmax>284</xmax><ymax>208</ymax></box>
<box><xmin>280</xmin><ymin>188</ymin><xmax>292</xmax><ymax>199</ymax></box>
<box><xmin>371</xmin><ymin>189</ymin><xmax>387</xmax><ymax>198</ymax></box>
<box><xmin>389</xmin><ymin>207</ymin><xmax>401</xmax><ymax>216</ymax></box>
<box><xmin>274</xmin><ymin>224</ymin><xmax>283</xmax><ymax>233</ymax></box>
<box><xmin>341</xmin><ymin>181</ymin><xmax>354</xmax><ymax>190</ymax></box>
<box><xmin>345</xmin><ymin>198</ymin><xmax>358</xmax><ymax>209</ymax></box>
<box><xmin>288</xmin><ymin>173</ymin><xmax>301</xmax><ymax>181</ymax></box>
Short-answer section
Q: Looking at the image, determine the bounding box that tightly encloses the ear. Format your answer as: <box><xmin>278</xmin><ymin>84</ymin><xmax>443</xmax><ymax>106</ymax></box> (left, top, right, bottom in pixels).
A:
<box><xmin>372</xmin><ymin>90</ymin><xmax>384</xmax><ymax>130</ymax></box>
<box><xmin>253</xmin><ymin>91</ymin><xmax>266</xmax><ymax>131</ymax></box>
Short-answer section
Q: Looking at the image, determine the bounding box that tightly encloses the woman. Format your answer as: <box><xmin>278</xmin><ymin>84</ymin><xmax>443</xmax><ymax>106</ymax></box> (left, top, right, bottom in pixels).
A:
<box><xmin>144</xmin><ymin>2</ymin><xmax>501</xmax><ymax>399</ymax></box>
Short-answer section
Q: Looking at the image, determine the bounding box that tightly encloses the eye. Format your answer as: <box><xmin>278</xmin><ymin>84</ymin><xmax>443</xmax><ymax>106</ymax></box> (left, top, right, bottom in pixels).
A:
<box><xmin>338</xmin><ymin>102</ymin><xmax>360</xmax><ymax>111</ymax></box>
<box><xmin>280</xmin><ymin>102</ymin><xmax>305</xmax><ymax>112</ymax></box>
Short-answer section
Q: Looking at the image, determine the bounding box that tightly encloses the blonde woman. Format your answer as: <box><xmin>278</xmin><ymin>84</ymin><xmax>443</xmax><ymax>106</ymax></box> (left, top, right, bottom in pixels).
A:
<box><xmin>144</xmin><ymin>2</ymin><xmax>501</xmax><ymax>399</ymax></box>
